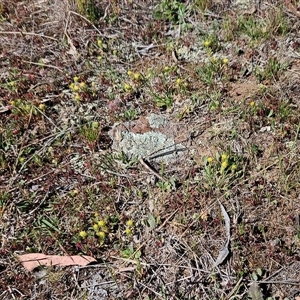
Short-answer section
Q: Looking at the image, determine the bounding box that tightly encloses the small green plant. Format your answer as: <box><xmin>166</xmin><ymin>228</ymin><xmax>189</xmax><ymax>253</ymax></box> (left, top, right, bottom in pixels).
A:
<box><xmin>201</xmin><ymin>152</ymin><xmax>242</xmax><ymax>190</ymax></box>
<box><xmin>146</xmin><ymin>66</ymin><xmax>183</xmax><ymax>109</ymax></box>
<box><xmin>197</xmin><ymin>57</ymin><xmax>228</xmax><ymax>87</ymax></box>
<box><xmin>33</xmin><ymin>215</ymin><xmax>61</xmax><ymax>234</ymax></box>
<box><xmin>203</xmin><ymin>33</ymin><xmax>221</xmax><ymax>54</ymax></box>
<box><xmin>254</xmin><ymin>57</ymin><xmax>285</xmax><ymax>82</ymax></box>
<box><xmin>79</xmin><ymin>121</ymin><xmax>100</xmax><ymax>143</ymax></box>
<box><xmin>194</xmin><ymin>0</ymin><xmax>210</xmax><ymax>12</ymax></box>
<box><xmin>121</xmin><ymin>245</ymin><xmax>141</xmax><ymax>259</ymax></box>
<box><xmin>75</xmin><ymin>0</ymin><xmax>101</xmax><ymax>23</ymax></box>
<box><xmin>207</xmin><ymin>88</ymin><xmax>222</xmax><ymax>111</ymax></box>
<box><xmin>0</xmin><ymin>192</ymin><xmax>9</xmax><ymax>218</ymax></box>
<box><xmin>154</xmin><ymin>0</ymin><xmax>188</xmax><ymax>25</ymax></box>
<box><xmin>121</xmin><ymin>245</ymin><xmax>143</xmax><ymax>277</ymax></box>
<box><xmin>238</xmin><ymin>15</ymin><xmax>268</xmax><ymax>42</ymax></box>
<box><xmin>10</xmin><ymin>99</ymin><xmax>44</xmax><ymax>117</ymax></box>
<box><xmin>156</xmin><ymin>178</ymin><xmax>176</xmax><ymax>192</ymax></box>
<box><xmin>222</xmin><ymin>15</ymin><xmax>239</xmax><ymax>41</ymax></box>
<box><xmin>154</xmin><ymin>94</ymin><xmax>173</xmax><ymax>109</ymax></box>
<box><xmin>123</xmin><ymin>108</ymin><xmax>138</xmax><ymax>121</ymax></box>
<box><xmin>266</xmin><ymin>7</ymin><xmax>289</xmax><ymax>37</ymax></box>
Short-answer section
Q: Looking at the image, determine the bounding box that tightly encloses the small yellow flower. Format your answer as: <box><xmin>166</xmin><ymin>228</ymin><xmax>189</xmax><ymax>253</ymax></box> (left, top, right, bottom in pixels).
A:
<box><xmin>127</xmin><ymin>70</ymin><xmax>133</xmax><ymax>76</ymax></box>
<box><xmin>207</xmin><ymin>157</ymin><xmax>213</xmax><ymax>163</ymax></box>
<box><xmin>79</xmin><ymin>231</ymin><xmax>87</xmax><ymax>238</ymax></box>
<box><xmin>39</xmin><ymin>103</ymin><xmax>45</xmax><ymax>110</ymax></box>
<box><xmin>92</xmin><ymin>121</ymin><xmax>99</xmax><ymax>129</ymax></box>
<box><xmin>74</xmin><ymin>93</ymin><xmax>81</xmax><ymax>101</ymax></box>
<box><xmin>126</xmin><ymin>219</ymin><xmax>134</xmax><ymax>227</ymax></box>
<box><xmin>79</xmin><ymin>82</ymin><xmax>86</xmax><ymax>88</ymax></box>
<box><xmin>97</xmin><ymin>56</ymin><xmax>102</xmax><ymax>61</ymax></box>
<box><xmin>221</xmin><ymin>154</ymin><xmax>228</xmax><ymax>161</ymax></box>
<box><xmin>97</xmin><ymin>39</ymin><xmax>103</xmax><ymax>47</ymax></box>
<box><xmin>10</xmin><ymin>100</ymin><xmax>16</xmax><ymax>106</ymax></box>
<box><xmin>221</xmin><ymin>161</ymin><xmax>228</xmax><ymax>169</ymax></box>
<box><xmin>176</xmin><ymin>78</ymin><xmax>182</xmax><ymax>85</ymax></box>
<box><xmin>210</xmin><ymin>57</ymin><xmax>217</xmax><ymax>63</ymax></box>
<box><xmin>73</xmin><ymin>76</ymin><xmax>79</xmax><ymax>82</ymax></box>
<box><xmin>98</xmin><ymin>220</ymin><xmax>106</xmax><ymax>227</ymax></box>
<box><xmin>19</xmin><ymin>157</ymin><xmax>25</xmax><ymax>163</ymax></box>
<box><xmin>93</xmin><ymin>224</ymin><xmax>99</xmax><ymax>231</ymax></box>
<box><xmin>125</xmin><ymin>228</ymin><xmax>132</xmax><ymax>235</ymax></box>
<box><xmin>73</xmin><ymin>85</ymin><xmax>80</xmax><ymax>92</ymax></box>
<box><xmin>124</xmin><ymin>83</ymin><xmax>132</xmax><ymax>92</ymax></box>
<box><xmin>204</xmin><ymin>40</ymin><xmax>211</xmax><ymax>47</ymax></box>
<box><xmin>231</xmin><ymin>164</ymin><xmax>237</xmax><ymax>171</ymax></box>
<box><xmin>94</xmin><ymin>212</ymin><xmax>99</xmax><ymax>217</ymax></box>
<box><xmin>52</xmin><ymin>158</ymin><xmax>58</xmax><ymax>165</ymax></box>
<box><xmin>223</xmin><ymin>58</ymin><xmax>229</xmax><ymax>65</ymax></box>
<box><xmin>250</xmin><ymin>101</ymin><xmax>255</xmax><ymax>107</ymax></box>
<box><xmin>164</xmin><ymin>66</ymin><xmax>170</xmax><ymax>72</ymax></box>
<box><xmin>133</xmin><ymin>73</ymin><xmax>140</xmax><ymax>80</ymax></box>
<box><xmin>97</xmin><ymin>231</ymin><xmax>105</xmax><ymax>239</ymax></box>
<box><xmin>71</xmin><ymin>189</ymin><xmax>78</xmax><ymax>196</ymax></box>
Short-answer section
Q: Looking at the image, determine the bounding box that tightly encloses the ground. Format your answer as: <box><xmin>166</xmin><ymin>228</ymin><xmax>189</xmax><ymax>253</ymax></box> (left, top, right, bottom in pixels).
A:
<box><xmin>1</xmin><ymin>0</ymin><xmax>300</xmax><ymax>299</ymax></box>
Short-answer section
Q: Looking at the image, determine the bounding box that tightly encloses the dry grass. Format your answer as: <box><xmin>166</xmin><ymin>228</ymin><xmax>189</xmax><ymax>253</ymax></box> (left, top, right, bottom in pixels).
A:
<box><xmin>1</xmin><ymin>0</ymin><xmax>300</xmax><ymax>299</ymax></box>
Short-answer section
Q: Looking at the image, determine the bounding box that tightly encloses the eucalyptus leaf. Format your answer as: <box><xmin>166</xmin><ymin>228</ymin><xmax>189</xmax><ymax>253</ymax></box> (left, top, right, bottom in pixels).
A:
<box><xmin>213</xmin><ymin>200</ymin><xmax>231</xmax><ymax>267</ymax></box>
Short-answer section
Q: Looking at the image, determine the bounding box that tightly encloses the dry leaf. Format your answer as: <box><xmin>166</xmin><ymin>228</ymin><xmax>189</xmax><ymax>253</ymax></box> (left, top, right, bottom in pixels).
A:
<box><xmin>248</xmin><ymin>282</ymin><xmax>263</xmax><ymax>300</ymax></box>
<box><xmin>0</xmin><ymin>106</ymin><xmax>10</xmax><ymax>113</ymax></box>
<box><xmin>213</xmin><ymin>200</ymin><xmax>231</xmax><ymax>267</ymax></box>
<box><xmin>65</xmin><ymin>33</ymin><xmax>79</xmax><ymax>59</ymax></box>
<box><xmin>17</xmin><ymin>253</ymin><xmax>96</xmax><ymax>271</ymax></box>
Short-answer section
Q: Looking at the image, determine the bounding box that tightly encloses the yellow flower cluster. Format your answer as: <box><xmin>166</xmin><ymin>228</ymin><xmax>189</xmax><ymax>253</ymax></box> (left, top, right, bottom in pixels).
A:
<box><xmin>210</xmin><ymin>57</ymin><xmax>229</xmax><ymax>66</ymax></box>
<box><xmin>220</xmin><ymin>153</ymin><xmax>237</xmax><ymax>174</ymax></box>
<box><xmin>123</xmin><ymin>70</ymin><xmax>144</xmax><ymax>92</ymax></box>
<box><xmin>78</xmin><ymin>215</ymin><xmax>108</xmax><ymax>243</ymax></box>
<box><xmin>223</xmin><ymin>58</ymin><xmax>229</xmax><ymax>65</ymax></box>
<box><xmin>78</xmin><ymin>214</ymin><xmax>135</xmax><ymax>245</ymax></box>
<box><xmin>125</xmin><ymin>219</ymin><xmax>134</xmax><ymax>235</ymax></box>
<box><xmin>204</xmin><ymin>40</ymin><xmax>211</xmax><ymax>47</ymax></box>
<box><xmin>79</xmin><ymin>231</ymin><xmax>87</xmax><ymax>238</ymax></box>
<box><xmin>127</xmin><ymin>70</ymin><xmax>142</xmax><ymax>81</ymax></box>
<box><xmin>207</xmin><ymin>157</ymin><xmax>214</xmax><ymax>163</ymax></box>
<box><xmin>123</xmin><ymin>83</ymin><xmax>132</xmax><ymax>92</ymax></box>
<box><xmin>69</xmin><ymin>76</ymin><xmax>87</xmax><ymax>102</ymax></box>
<box><xmin>220</xmin><ymin>153</ymin><xmax>228</xmax><ymax>174</ymax></box>
<box><xmin>10</xmin><ymin>99</ymin><xmax>42</xmax><ymax>116</ymax></box>
<box><xmin>93</xmin><ymin>219</ymin><xmax>108</xmax><ymax>242</ymax></box>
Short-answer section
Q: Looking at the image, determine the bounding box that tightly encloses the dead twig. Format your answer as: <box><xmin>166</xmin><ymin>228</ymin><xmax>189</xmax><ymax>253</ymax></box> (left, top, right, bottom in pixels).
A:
<box><xmin>139</xmin><ymin>157</ymin><xmax>166</xmax><ymax>182</ymax></box>
<box><xmin>21</xmin><ymin>60</ymin><xmax>64</xmax><ymax>73</ymax></box>
<box><xmin>0</xmin><ymin>31</ymin><xmax>58</xmax><ymax>41</ymax></box>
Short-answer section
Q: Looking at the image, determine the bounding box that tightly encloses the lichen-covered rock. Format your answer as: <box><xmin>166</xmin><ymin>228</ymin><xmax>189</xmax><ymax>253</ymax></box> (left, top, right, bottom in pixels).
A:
<box><xmin>108</xmin><ymin>113</ymin><xmax>187</xmax><ymax>163</ymax></box>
